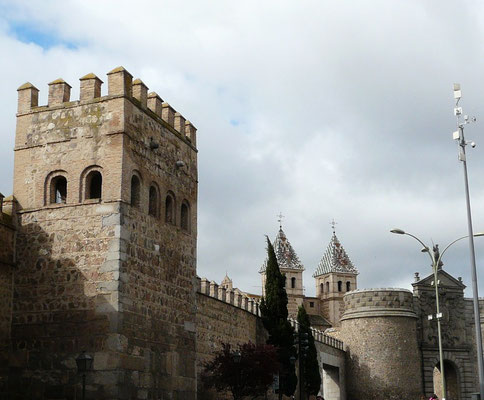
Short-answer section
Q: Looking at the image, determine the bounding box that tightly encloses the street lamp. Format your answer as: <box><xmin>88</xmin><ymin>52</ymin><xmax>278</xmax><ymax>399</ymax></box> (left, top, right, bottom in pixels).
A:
<box><xmin>390</xmin><ymin>229</ymin><xmax>484</xmax><ymax>400</ymax></box>
<box><xmin>294</xmin><ymin>330</ymin><xmax>309</xmax><ymax>400</ymax></box>
<box><xmin>76</xmin><ymin>351</ymin><xmax>93</xmax><ymax>400</ymax></box>
<box><xmin>453</xmin><ymin>84</ymin><xmax>484</xmax><ymax>400</ymax></box>
<box><xmin>232</xmin><ymin>350</ymin><xmax>242</xmax><ymax>399</ymax></box>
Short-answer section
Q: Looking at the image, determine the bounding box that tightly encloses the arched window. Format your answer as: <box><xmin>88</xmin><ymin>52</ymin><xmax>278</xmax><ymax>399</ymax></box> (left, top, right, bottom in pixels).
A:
<box><xmin>51</xmin><ymin>176</ymin><xmax>67</xmax><ymax>204</ymax></box>
<box><xmin>148</xmin><ymin>185</ymin><xmax>159</xmax><ymax>218</ymax></box>
<box><xmin>165</xmin><ymin>192</ymin><xmax>175</xmax><ymax>224</ymax></box>
<box><xmin>326</xmin><ymin>282</ymin><xmax>330</xmax><ymax>292</ymax></box>
<box><xmin>131</xmin><ymin>175</ymin><xmax>141</xmax><ymax>208</ymax></box>
<box><xmin>181</xmin><ymin>200</ymin><xmax>190</xmax><ymax>231</ymax></box>
<box><xmin>291</xmin><ymin>277</ymin><xmax>296</xmax><ymax>289</ymax></box>
<box><xmin>320</xmin><ymin>283</ymin><xmax>324</xmax><ymax>294</ymax></box>
<box><xmin>346</xmin><ymin>281</ymin><xmax>351</xmax><ymax>292</ymax></box>
<box><xmin>86</xmin><ymin>171</ymin><xmax>102</xmax><ymax>199</ymax></box>
<box><xmin>338</xmin><ymin>281</ymin><xmax>343</xmax><ymax>292</ymax></box>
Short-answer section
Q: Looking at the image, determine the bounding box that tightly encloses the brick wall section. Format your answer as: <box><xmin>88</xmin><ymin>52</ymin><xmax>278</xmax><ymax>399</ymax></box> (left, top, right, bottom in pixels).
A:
<box><xmin>118</xmin><ymin>204</ymin><xmax>197</xmax><ymax>399</ymax></box>
<box><xmin>340</xmin><ymin>289</ymin><xmax>422</xmax><ymax>400</ymax></box>
<box><xmin>0</xmin><ymin>209</ymin><xmax>15</xmax><ymax>393</ymax></box>
<box><xmin>9</xmin><ymin>205</ymin><xmax>117</xmax><ymax>400</ymax></box>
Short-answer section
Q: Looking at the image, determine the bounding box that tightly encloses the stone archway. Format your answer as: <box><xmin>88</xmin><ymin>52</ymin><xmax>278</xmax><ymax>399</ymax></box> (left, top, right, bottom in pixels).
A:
<box><xmin>433</xmin><ymin>360</ymin><xmax>460</xmax><ymax>400</ymax></box>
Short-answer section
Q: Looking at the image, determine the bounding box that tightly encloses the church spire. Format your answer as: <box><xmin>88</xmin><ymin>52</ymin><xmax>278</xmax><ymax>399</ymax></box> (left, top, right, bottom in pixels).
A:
<box><xmin>313</xmin><ymin>228</ymin><xmax>358</xmax><ymax>277</ymax></box>
<box><xmin>259</xmin><ymin>219</ymin><xmax>304</xmax><ymax>273</ymax></box>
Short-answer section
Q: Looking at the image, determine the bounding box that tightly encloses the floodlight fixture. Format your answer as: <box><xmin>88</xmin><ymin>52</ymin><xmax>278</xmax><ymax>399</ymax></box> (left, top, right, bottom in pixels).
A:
<box><xmin>451</xmin><ymin>84</ymin><xmax>484</xmax><ymax>400</ymax></box>
<box><xmin>454</xmin><ymin>83</ymin><xmax>461</xmax><ymax>99</ymax></box>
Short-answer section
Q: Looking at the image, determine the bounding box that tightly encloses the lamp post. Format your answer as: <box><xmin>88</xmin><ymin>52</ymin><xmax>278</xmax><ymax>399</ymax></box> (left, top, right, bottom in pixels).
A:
<box><xmin>453</xmin><ymin>84</ymin><xmax>484</xmax><ymax>400</ymax></box>
<box><xmin>232</xmin><ymin>350</ymin><xmax>242</xmax><ymax>400</ymax></box>
<box><xmin>391</xmin><ymin>229</ymin><xmax>484</xmax><ymax>400</ymax></box>
<box><xmin>294</xmin><ymin>330</ymin><xmax>309</xmax><ymax>400</ymax></box>
<box><xmin>76</xmin><ymin>351</ymin><xmax>93</xmax><ymax>400</ymax></box>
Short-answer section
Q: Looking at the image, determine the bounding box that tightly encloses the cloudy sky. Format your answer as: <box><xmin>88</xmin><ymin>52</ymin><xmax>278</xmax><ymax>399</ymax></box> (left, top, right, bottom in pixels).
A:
<box><xmin>2</xmin><ymin>0</ymin><xmax>484</xmax><ymax>297</ymax></box>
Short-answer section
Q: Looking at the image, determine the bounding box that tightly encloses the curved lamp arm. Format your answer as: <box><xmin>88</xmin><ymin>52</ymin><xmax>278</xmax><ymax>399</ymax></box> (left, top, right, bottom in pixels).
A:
<box><xmin>390</xmin><ymin>229</ymin><xmax>433</xmax><ymax>263</ymax></box>
<box><xmin>438</xmin><ymin>232</ymin><xmax>484</xmax><ymax>266</ymax></box>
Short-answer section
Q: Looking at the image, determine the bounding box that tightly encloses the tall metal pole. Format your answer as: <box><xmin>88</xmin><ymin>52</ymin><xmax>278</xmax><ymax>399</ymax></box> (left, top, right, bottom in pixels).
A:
<box><xmin>453</xmin><ymin>85</ymin><xmax>484</xmax><ymax>400</ymax></box>
<box><xmin>82</xmin><ymin>373</ymin><xmax>86</xmax><ymax>400</ymax></box>
<box><xmin>432</xmin><ymin>256</ymin><xmax>446</xmax><ymax>399</ymax></box>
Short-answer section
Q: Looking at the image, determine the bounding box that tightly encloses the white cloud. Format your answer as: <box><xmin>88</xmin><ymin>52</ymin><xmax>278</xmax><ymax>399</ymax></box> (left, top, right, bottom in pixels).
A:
<box><xmin>1</xmin><ymin>0</ymin><xmax>484</xmax><ymax>298</ymax></box>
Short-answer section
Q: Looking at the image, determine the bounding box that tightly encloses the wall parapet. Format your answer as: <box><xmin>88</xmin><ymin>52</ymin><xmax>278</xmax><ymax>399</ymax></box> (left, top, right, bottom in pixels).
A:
<box><xmin>17</xmin><ymin>66</ymin><xmax>197</xmax><ymax>147</ymax></box>
<box><xmin>342</xmin><ymin>288</ymin><xmax>417</xmax><ymax>320</ymax></box>
<box><xmin>288</xmin><ymin>318</ymin><xmax>345</xmax><ymax>351</ymax></box>
<box><xmin>197</xmin><ymin>276</ymin><xmax>345</xmax><ymax>351</ymax></box>
<box><xmin>197</xmin><ymin>276</ymin><xmax>261</xmax><ymax>316</ymax></box>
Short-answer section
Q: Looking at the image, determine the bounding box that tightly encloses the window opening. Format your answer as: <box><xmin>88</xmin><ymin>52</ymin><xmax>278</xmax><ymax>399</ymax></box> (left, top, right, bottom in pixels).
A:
<box><xmin>165</xmin><ymin>194</ymin><xmax>175</xmax><ymax>224</ymax></box>
<box><xmin>87</xmin><ymin>171</ymin><xmax>102</xmax><ymax>199</ymax></box>
<box><xmin>291</xmin><ymin>277</ymin><xmax>296</xmax><ymax>289</ymax></box>
<box><xmin>131</xmin><ymin>175</ymin><xmax>140</xmax><ymax>208</ymax></box>
<box><xmin>149</xmin><ymin>186</ymin><xmax>159</xmax><ymax>217</ymax></box>
<box><xmin>51</xmin><ymin>176</ymin><xmax>67</xmax><ymax>204</ymax></box>
<box><xmin>181</xmin><ymin>201</ymin><xmax>190</xmax><ymax>231</ymax></box>
<box><xmin>338</xmin><ymin>281</ymin><xmax>342</xmax><ymax>292</ymax></box>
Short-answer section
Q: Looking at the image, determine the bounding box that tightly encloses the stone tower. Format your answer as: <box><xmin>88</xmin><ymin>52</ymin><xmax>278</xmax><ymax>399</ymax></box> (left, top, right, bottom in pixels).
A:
<box><xmin>260</xmin><ymin>226</ymin><xmax>304</xmax><ymax>317</ymax></box>
<box><xmin>340</xmin><ymin>288</ymin><xmax>422</xmax><ymax>399</ymax></box>
<box><xmin>9</xmin><ymin>67</ymin><xmax>198</xmax><ymax>399</ymax></box>
<box><xmin>313</xmin><ymin>230</ymin><xmax>358</xmax><ymax>326</ymax></box>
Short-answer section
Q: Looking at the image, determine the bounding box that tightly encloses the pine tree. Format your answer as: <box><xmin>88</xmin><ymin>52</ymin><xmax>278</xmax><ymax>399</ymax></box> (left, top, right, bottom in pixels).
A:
<box><xmin>260</xmin><ymin>236</ymin><xmax>297</xmax><ymax>399</ymax></box>
<box><xmin>297</xmin><ymin>305</ymin><xmax>322</xmax><ymax>397</ymax></box>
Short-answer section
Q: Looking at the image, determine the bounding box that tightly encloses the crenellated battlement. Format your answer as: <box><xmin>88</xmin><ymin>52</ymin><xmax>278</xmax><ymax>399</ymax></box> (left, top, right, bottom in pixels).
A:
<box><xmin>197</xmin><ymin>276</ymin><xmax>345</xmax><ymax>351</ymax></box>
<box><xmin>197</xmin><ymin>276</ymin><xmax>262</xmax><ymax>316</ymax></box>
<box><xmin>16</xmin><ymin>66</ymin><xmax>197</xmax><ymax>145</ymax></box>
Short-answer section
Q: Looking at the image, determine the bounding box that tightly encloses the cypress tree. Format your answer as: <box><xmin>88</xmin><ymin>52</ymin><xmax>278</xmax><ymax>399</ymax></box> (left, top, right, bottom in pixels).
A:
<box><xmin>297</xmin><ymin>305</ymin><xmax>322</xmax><ymax>397</ymax></box>
<box><xmin>260</xmin><ymin>236</ymin><xmax>297</xmax><ymax>398</ymax></box>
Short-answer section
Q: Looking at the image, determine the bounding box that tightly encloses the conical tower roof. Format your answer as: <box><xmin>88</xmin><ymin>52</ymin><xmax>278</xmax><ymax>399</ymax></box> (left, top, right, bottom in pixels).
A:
<box><xmin>260</xmin><ymin>228</ymin><xmax>305</xmax><ymax>273</ymax></box>
<box><xmin>313</xmin><ymin>232</ymin><xmax>358</xmax><ymax>277</ymax></box>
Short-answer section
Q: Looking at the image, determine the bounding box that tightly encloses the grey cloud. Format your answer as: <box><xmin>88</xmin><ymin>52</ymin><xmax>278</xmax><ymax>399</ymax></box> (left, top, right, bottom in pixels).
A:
<box><xmin>1</xmin><ymin>1</ymin><xmax>484</xmax><ymax>298</ymax></box>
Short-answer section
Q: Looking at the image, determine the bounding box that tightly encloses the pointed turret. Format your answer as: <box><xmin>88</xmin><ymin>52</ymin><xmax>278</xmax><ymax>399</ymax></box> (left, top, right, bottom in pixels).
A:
<box><xmin>259</xmin><ymin>227</ymin><xmax>305</xmax><ymax>273</ymax></box>
<box><xmin>260</xmin><ymin>218</ymin><xmax>305</xmax><ymax>317</ymax></box>
<box><xmin>314</xmin><ymin>225</ymin><xmax>358</xmax><ymax>326</ymax></box>
<box><xmin>313</xmin><ymin>231</ymin><xmax>358</xmax><ymax>277</ymax></box>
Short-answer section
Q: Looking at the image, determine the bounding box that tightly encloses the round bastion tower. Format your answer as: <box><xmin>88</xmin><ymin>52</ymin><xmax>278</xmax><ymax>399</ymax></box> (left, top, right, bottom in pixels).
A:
<box><xmin>340</xmin><ymin>288</ymin><xmax>422</xmax><ymax>400</ymax></box>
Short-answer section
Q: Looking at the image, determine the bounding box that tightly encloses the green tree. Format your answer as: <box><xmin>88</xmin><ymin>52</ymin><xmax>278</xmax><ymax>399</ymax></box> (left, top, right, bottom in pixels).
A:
<box><xmin>201</xmin><ymin>342</ymin><xmax>279</xmax><ymax>400</ymax></box>
<box><xmin>297</xmin><ymin>305</ymin><xmax>322</xmax><ymax>397</ymax></box>
<box><xmin>260</xmin><ymin>237</ymin><xmax>297</xmax><ymax>399</ymax></box>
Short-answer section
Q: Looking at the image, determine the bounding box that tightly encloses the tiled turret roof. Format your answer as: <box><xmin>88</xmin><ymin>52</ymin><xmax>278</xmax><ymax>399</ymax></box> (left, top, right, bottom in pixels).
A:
<box><xmin>260</xmin><ymin>228</ymin><xmax>305</xmax><ymax>273</ymax></box>
<box><xmin>313</xmin><ymin>233</ymin><xmax>358</xmax><ymax>277</ymax></box>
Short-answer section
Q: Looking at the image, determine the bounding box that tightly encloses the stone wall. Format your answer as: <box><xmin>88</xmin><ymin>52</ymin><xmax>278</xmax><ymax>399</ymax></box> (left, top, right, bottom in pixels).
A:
<box><xmin>340</xmin><ymin>289</ymin><xmax>422</xmax><ymax>400</ymax></box>
<box><xmin>118</xmin><ymin>203</ymin><xmax>197</xmax><ymax>399</ymax></box>
<box><xmin>9</xmin><ymin>204</ymin><xmax>117</xmax><ymax>400</ymax></box>
<box><xmin>196</xmin><ymin>278</ymin><xmax>346</xmax><ymax>400</ymax></box>
<box><xmin>196</xmin><ymin>292</ymin><xmax>266</xmax><ymax>399</ymax></box>
<box><xmin>0</xmin><ymin>201</ymin><xmax>15</xmax><ymax>394</ymax></box>
<box><xmin>116</xmin><ymin>68</ymin><xmax>198</xmax><ymax>399</ymax></box>
<box><xmin>8</xmin><ymin>67</ymin><xmax>199</xmax><ymax>400</ymax></box>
